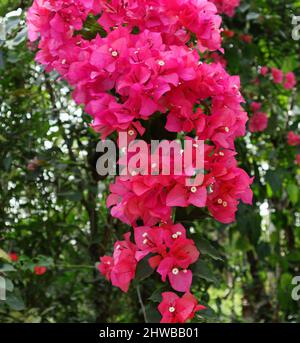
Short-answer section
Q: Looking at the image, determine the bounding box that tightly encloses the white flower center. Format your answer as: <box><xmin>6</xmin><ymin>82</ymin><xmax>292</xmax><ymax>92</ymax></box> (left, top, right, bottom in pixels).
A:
<box><xmin>172</xmin><ymin>268</ymin><xmax>179</xmax><ymax>275</ymax></box>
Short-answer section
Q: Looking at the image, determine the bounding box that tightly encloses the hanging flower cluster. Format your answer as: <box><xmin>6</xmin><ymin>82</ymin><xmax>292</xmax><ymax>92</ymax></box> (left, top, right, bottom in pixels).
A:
<box><xmin>27</xmin><ymin>0</ymin><xmax>252</xmax><ymax>323</ymax></box>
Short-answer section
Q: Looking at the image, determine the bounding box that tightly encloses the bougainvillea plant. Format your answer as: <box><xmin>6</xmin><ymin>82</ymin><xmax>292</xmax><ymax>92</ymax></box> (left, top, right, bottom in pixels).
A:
<box><xmin>27</xmin><ymin>0</ymin><xmax>252</xmax><ymax>323</ymax></box>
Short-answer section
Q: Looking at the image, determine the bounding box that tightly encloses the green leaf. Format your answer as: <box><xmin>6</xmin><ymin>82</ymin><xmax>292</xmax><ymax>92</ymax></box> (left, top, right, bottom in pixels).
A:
<box><xmin>193</xmin><ymin>260</ymin><xmax>219</xmax><ymax>286</ymax></box>
<box><xmin>135</xmin><ymin>258</ymin><xmax>154</xmax><ymax>282</ymax></box>
<box><xmin>0</xmin><ymin>248</ymin><xmax>11</xmax><ymax>262</ymax></box>
<box><xmin>196</xmin><ymin>238</ymin><xmax>223</xmax><ymax>261</ymax></box>
<box><xmin>145</xmin><ymin>305</ymin><xmax>161</xmax><ymax>323</ymax></box>
<box><xmin>266</xmin><ymin>170</ymin><xmax>282</xmax><ymax>194</ymax></box>
<box><xmin>5</xmin><ymin>293</ymin><xmax>25</xmax><ymax>311</ymax></box>
<box><xmin>5</xmin><ymin>279</ymin><xmax>14</xmax><ymax>292</ymax></box>
<box><xmin>12</xmin><ymin>27</ymin><xmax>27</xmax><ymax>46</ymax></box>
<box><xmin>148</xmin><ymin>287</ymin><xmax>164</xmax><ymax>303</ymax></box>
<box><xmin>0</xmin><ymin>264</ymin><xmax>16</xmax><ymax>272</ymax></box>
<box><xmin>246</xmin><ymin>12</ymin><xmax>260</xmax><ymax>21</ymax></box>
<box><xmin>0</xmin><ymin>19</ymin><xmax>6</xmax><ymax>40</ymax></box>
<box><xmin>287</xmin><ymin>183</ymin><xmax>298</xmax><ymax>205</ymax></box>
<box><xmin>239</xmin><ymin>3</ymin><xmax>250</xmax><ymax>12</ymax></box>
<box><xmin>281</xmin><ymin>56</ymin><xmax>298</xmax><ymax>73</ymax></box>
<box><xmin>5</xmin><ymin>14</ymin><xmax>20</xmax><ymax>34</ymax></box>
<box><xmin>57</xmin><ymin>192</ymin><xmax>82</xmax><ymax>201</ymax></box>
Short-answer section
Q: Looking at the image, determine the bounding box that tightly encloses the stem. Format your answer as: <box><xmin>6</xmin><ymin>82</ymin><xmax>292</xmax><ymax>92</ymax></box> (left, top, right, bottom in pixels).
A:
<box><xmin>56</xmin><ymin>264</ymin><xmax>95</xmax><ymax>270</ymax></box>
<box><xmin>136</xmin><ymin>285</ymin><xmax>148</xmax><ymax>323</ymax></box>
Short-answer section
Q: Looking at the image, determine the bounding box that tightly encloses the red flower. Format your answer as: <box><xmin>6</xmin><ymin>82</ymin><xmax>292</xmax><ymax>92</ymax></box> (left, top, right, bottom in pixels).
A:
<box><xmin>9</xmin><ymin>252</ymin><xmax>19</xmax><ymax>262</ymax></box>
<box><xmin>34</xmin><ymin>266</ymin><xmax>47</xmax><ymax>275</ymax></box>
<box><xmin>240</xmin><ymin>34</ymin><xmax>253</xmax><ymax>44</ymax></box>
<box><xmin>158</xmin><ymin>292</ymin><xmax>206</xmax><ymax>323</ymax></box>
<box><xmin>223</xmin><ymin>29</ymin><xmax>235</xmax><ymax>38</ymax></box>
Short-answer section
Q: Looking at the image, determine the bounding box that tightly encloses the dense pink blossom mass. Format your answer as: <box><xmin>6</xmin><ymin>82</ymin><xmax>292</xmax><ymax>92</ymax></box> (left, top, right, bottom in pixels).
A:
<box><xmin>27</xmin><ymin>0</ymin><xmax>252</xmax><ymax>323</ymax></box>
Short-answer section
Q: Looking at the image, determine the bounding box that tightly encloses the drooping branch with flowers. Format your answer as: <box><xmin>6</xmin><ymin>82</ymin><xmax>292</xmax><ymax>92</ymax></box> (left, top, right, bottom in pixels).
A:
<box><xmin>27</xmin><ymin>0</ymin><xmax>253</xmax><ymax>323</ymax></box>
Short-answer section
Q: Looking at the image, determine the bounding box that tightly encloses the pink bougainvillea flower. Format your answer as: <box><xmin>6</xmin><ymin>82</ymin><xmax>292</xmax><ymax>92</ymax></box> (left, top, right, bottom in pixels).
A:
<box><xmin>98</xmin><ymin>233</ymin><xmax>137</xmax><ymax>292</ymax></box>
<box><xmin>250</xmin><ymin>102</ymin><xmax>262</xmax><ymax>112</ymax></box>
<box><xmin>98</xmin><ymin>256</ymin><xmax>114</xmax><ymax>281</ymax></box>
<box><xmin>156</xmin><ymin>238</ymin><xmax>199</xmax><ymax>292</ymax></box>
<box><xmin>287</xmin><ymin>131</ymin><xmax>300</xmax><ymax>146</ymax></box>
<box><xmin>207</xmin><ymin>166</ymin><xmax>254</xmax><ymax>224</ymax></box>
<box><xmin>260</xmin><ymin>66</ymin><xmax>269</xmax><ymax>76</ymax></box>
<box><xmin>271</xmin><ymin>67</ymin><xmax>284</xmax><ymax>84</ymax></box>
<box><xmin>295</xmin><ymin>154</ymin><xmax>300</xmax><ymax>166</ymax></box>
<box><xmin>249</xmin><ymin>112</ymin><xmax>268</xmax><ymax>133</ymax></box>
<box><xmin>27</xmin><ymin>157</ymin><xmax>43</xmax><ymax>171</ymax></box>
<box><xmin>166</xmin><ymin>183</ymin><xmax>207</xmax><ymax>208</ymax></box>
<box><xmin>158</xmin><ymin>292</ymin><xmax>206</xmax><ymax>323</ymax></box>
<box><xmin>134</xmin><ymin>225</ymin><xmax>167</xmax><ymax>262</ymax></box>
<box><xmin>134</xmin><ymin>224</ymin><xmax>197</xmax><ymax>292</ymax></box>
<box><xmin>283</xmin><ymin>72</ymin><xmax>297</xmax><ymax>90</ymax></box>
<box><xmin>210</xmin><ymin>0</ymin><xmax>240</xmax><ymax>17</ymax></box>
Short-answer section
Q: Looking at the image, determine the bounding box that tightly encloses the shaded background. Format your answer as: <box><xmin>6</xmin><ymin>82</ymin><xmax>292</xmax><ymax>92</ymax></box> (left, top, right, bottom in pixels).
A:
<box><xmin>0</xmin><ymin>0</ymin><xmax>300</xmax><ymax>323</ymax></box>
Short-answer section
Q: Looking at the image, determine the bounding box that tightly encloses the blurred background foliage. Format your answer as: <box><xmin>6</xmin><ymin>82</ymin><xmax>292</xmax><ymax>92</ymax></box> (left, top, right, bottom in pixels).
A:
<box><xmin>0</xmin><ymin>0</ymin><xmax>300</xmax><ymax>323</ymax></box>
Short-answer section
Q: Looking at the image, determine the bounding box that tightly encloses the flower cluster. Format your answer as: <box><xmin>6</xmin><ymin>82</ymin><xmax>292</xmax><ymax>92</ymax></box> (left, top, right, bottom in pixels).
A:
<box><xmin>210</xmin><ymin>0</ymin><xmax>240</xmax><ymax>17</ymax></box>
<box><xmin>9</xmin><ymin>252</ymin><xmax>47</xmax><ymax>275</ymax></box>
<box><xmin>99</xmin><ymin>223</ymin><xmax>201</xmax><ymax>293</ymax></box>
<box><xmin>27</xmin><ymin>0</ymin><xmax>223</xmax><ymax>138</ymax></box>
<box><xmin>28</xmin><ymin>0</ymin><xmax>251</xmax><ymax>323</ymax></box>
<box><xmin>287</xmin><ymin>132</ymin><xmax>300</xmax><ymax>168</ymax></box>
<box><xmin>108</xmin><ymin>142</ymin><xmax>253</xmax><ymax>225</ymax></box>
<box><xmin>288</xmin><ymin>131</ymin><xmax>300</xmax><ymax>147</ymax></box>
<box><xmin>158</xmin><ymin>292</ymin><xmax>206</xmax><ymax>323</ymax></box>
<box><xmin>260</xmin><ymin>66</ymin><xmax>297</xmax><ymax>90</ymax></box>
<box><xmin>248</xmin><ymin>101</ymin><xmax>268</xmax><ymax>133</ymax></box>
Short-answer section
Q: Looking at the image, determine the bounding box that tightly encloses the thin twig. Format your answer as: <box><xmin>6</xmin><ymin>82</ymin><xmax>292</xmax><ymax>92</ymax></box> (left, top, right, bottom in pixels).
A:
<box><xmin>136</xmin><ymin>285</ymin><xmax>148</xmax><ymax>323</ymax></box>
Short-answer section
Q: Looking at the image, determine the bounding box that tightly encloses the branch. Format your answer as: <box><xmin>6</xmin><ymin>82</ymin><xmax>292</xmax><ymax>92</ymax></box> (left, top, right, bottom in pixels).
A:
<box><xmin>136</xmin><ymin>285</ymin><xmax>148</xmax><ymax>323</ymax></box>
